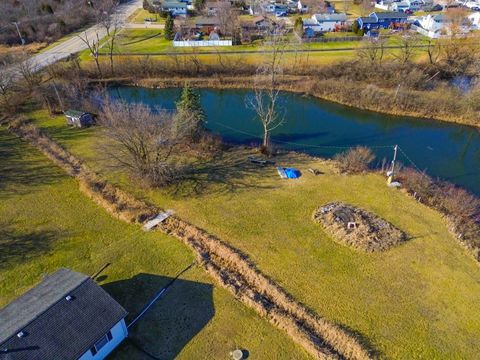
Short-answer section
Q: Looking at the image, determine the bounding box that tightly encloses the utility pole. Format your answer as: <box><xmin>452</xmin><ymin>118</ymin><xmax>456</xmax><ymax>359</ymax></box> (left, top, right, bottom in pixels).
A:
<box><xmin>12</xmin><ymin>22</ymin><xmax>25</xmax><ymax>46</ymax></box>
<box><xmin>387</xmin><ymin>144</ymin><xmax>398</xmax><ymax>185</ymax></box>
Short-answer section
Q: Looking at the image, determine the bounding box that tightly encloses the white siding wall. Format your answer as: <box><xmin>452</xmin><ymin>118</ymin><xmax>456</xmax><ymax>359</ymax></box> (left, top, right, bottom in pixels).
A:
<box><xmin>78</xmin><ymin>319</ymin><xmax>128</xmax><ymax>360</ymax></box>
<box><xmin>318</xmin><ymin>21</ymin><xmax>342</xmax><ymax>31</ymax></box>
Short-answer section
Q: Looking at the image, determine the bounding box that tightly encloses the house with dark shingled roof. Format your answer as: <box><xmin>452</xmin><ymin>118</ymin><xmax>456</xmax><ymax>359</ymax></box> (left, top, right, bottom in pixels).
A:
<box><xmin>356</xmin><ymin>11</ymin><xmax>408</xmax><ymax>31</ymax></box>
<box><xmin>0</xmin><ymin>268</ymin><xmax>128</xmax><ymax>360</ymax></box>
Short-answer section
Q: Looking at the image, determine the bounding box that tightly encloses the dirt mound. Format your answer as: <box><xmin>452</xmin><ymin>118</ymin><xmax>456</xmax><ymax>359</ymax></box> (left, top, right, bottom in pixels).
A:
<box><xmin>313</xmin><ymin>202</ymin><xmax>408</xmax><ymax>252</ymax></box>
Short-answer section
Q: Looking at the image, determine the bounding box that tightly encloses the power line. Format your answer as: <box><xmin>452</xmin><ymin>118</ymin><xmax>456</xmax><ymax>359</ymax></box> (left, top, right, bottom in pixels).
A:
<box><xmin>397</xmin><ymin>146</ymin><xmax>427</xmax><ymax>175</ymax></box>
<box><xmin>127</xmin><ymin>261</ymin><xmax>196</xmax><ymax>329</ymax></box>
<box><xmin>213</xmin><ymin>121</ymin><xmax>395</xmax><ymax>150</ymax></box>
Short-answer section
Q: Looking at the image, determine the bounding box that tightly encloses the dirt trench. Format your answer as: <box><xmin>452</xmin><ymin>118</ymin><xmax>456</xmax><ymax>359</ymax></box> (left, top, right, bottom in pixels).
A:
<box><xmin>7</xmin><ymin>119</ymin><xmax>374</xmax><ymax>360</ymax></box>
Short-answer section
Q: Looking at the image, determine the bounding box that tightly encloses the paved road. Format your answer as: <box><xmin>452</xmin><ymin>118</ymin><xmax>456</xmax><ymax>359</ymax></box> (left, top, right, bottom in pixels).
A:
<box><xmin>23</xmin><ymin>0</ymin><xmax>142</xmax><ymax>72</ymax></box>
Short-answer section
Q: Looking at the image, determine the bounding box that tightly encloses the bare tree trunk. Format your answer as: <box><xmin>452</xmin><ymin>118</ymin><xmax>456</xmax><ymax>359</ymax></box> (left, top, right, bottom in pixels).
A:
<box><xmin>78</xmin><ymin>31</ymin><xmax>103</xmax><ymax>77</ymax></box>
<box><xmin>247</xmin><ymin>24</ymin><xmax>287</xmax><ymax>153</ymax></box>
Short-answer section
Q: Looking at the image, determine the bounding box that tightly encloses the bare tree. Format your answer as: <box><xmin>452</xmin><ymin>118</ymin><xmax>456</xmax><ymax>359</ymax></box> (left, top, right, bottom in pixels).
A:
<box><xmin>95</xmin><ymin>0</ymin><xmax>119</xmax><ymax>36</ymax></box>
<box><xmin>357</xmin><ymin>36</ymin><xmax>387</xmax><ymax>66</ymax></box>
<box><xmin>425</xmin><ymin>38</ymin><xmax>442</xmax><ymax>66</ymax></box>
<box><xmin>393</xmin><ymin>31</ymin><xmax>420</xmax><ymax>65</ymax></box>
<box><xmin>17</xmin><ymin>54</ymin><xmax>43</xmax><ymax>92</ymax></box>
<box><xmin>0</xmin><ymin>62</ymin><xmax>16</xmax><ymax>112</ymax></box>
<box><xmin>104</xmin><ymin>13</ymin><xmax>122</xmax><ymax>75</ymax></box>
<box><xmin>359</xmin><ymin>0</ymin><xmax>373</xmax><ymax>16</ymax></box>
<box><xmin>99</xmin><ymin>100</ymin><xmax>180</xmax><ymax>187</ymax></box>
<box><xmin>44</xmin><ymin>63</ymin><xmax>66</xmax><ymax>112</ymax></box>
<box><xmin>78</xmin><ymin>31</ymin><xmax>103</xmax><ymax>77</ymax></box>
<box><xmin>439</xmin><ymin>32</ymin><xmax>477</xmax><ymax>75</ymax></box>
<box><xmin>247</xmin><ymin>25</ymin><xmax>287</xmax><ymax>152</ymax></box>
<box><xmin>216</xmin><ymin>2</ymin><xmax>236</xmax><ymax>36</ymax></box>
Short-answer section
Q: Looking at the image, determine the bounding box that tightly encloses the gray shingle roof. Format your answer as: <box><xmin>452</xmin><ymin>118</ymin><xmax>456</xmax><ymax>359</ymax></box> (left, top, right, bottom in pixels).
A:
<box><xmin>312</xmin><ymin>13</ymin><xmax>347</xmax><ymax>22</ymax></box>
<box><xmin>373</xmin><ymin>11</ymin><xmax>409</xmax><ymax>19</ymax></box>
<box><xmin>0</xmin><ymin>268</ymin><xmax>127</xmax><ymax>360</ymax></box>
<box><xmin>195</xmin><ymin>17</ymin><xmax>220</xmax><ymax>26</ymax></box>
<box><xmin>360</xmin><ymin>16</ymin><xmax>377</xmax><ymax>24</ymax></box>
<box><xmin>303</xmin><ymin>19</ymin><xmax>318</xmax><ymax>26</ymax></box>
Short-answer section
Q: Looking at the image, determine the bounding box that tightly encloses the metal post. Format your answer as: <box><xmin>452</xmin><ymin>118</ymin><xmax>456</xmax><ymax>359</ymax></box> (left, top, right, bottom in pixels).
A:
<box><xmin>387</xmin><ymin>145</ymin><xmax>398</xmax><ymax>185</ymax></box>
<box><xmin>391</xmin><ymin>144</ymin><xmax>398</xmax><ymax>177</ymax></box>
<box><xmin>12</xmin><ymin>22</ymin><xmax>25</xmax><ymax>46</ymax></box>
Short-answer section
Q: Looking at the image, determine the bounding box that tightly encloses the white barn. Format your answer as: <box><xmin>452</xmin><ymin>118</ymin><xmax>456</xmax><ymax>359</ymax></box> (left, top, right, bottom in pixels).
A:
<box><xmin>0</xmin><ymin>268</ymin><xmax>128</xmax><ymax>360</ymax></box>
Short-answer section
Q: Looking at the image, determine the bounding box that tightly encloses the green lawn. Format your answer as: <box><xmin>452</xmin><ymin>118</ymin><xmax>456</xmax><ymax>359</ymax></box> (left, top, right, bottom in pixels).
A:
<box><xmin>101</xmin><ymin>29</ymin><xmax>172</xmax><ymax>54</ymax></box>
<box><xmin>0</xmin><ymin>125</ymin><xmax>310</xmax><ymax>359</ymax></box>
<box><xmin>29</xmin><ymin>108</ymin><xmax>480</xmax><ymax>360</ymax></box>
<box><xmin>128</xmin><ymin>8</ymin><xmax>165</xmax><ymax>24</ymax></box>
<box><xmin>93</xmin><ymin>29</ymin><xmax>430</xmax><ymax>65</ymax></box>
<box><xmin>100</xmin><ymin>28</ymin><xmax>363</xmax><ymax>55</ymax></box>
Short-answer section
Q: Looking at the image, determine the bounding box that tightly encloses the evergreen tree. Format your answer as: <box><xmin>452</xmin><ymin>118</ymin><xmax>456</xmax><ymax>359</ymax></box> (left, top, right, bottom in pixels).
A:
<box><xmin>352</xmin><ymin>20</ymin><xmax>360</xmax><ymax>35</ymax></box>
<box><xmin>294</xmin><ymin>17</ymin><xmax>304</xmax><ymax>37</ymax></box>
<box><xmin>175</xmin><ymin>84</ymin><xmax>206</xmax><ymax>141</ymax></box>
<box><xmin>194</xmin><ymin>0</ymin><xmax>205</xmax><ymax>11</ymax></box>
<box><xmin>164</xmin><ymin>14</ymin><xmax>174</xmax><ymax>40</ymax></box>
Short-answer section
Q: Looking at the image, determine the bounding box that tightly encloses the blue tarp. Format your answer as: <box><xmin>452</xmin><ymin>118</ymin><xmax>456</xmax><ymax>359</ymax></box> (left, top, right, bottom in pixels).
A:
<box><xmin>284</xmin><ymin>168</ymin><xmax>301</xmax><ymax>179</ymax></box>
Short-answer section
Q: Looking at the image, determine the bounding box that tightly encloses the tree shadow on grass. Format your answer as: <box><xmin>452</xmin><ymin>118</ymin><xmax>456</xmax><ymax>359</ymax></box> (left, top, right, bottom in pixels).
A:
<box><xmin>103</xmin><ymin>273</ymin><xmax>214</xmax><ymax>360</ymax></box>
<box><xmin>0</xmin><ymin>129</ymin><xmax>65</xmax><ymax>199</ymax></box>
<box><xmin>170</xmin><ymin>148</ymin><xmax>312</xmax><ymax>198</ymax></box>
<box><xmin>0</xmin><ymin>222</ymin><xmax>65</xmax><ymax>270</ymax></box>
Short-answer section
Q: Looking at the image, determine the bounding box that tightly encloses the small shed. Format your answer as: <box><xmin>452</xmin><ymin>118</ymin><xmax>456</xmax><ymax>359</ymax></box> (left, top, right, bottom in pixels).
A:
<box><xmin>0</xmin><ymin>268</ymin><xmax>128</xmax><ymax>360</ymax></box>
<box><xmin>65</xmin><ymin>110</ymin><xmax>95</xmax><ymax>128</ymax></box>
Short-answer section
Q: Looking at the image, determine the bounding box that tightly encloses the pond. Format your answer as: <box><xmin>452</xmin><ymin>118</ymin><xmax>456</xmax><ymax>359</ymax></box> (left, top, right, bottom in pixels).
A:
<box><xmin>109</xmin><ymin>86</ymin><xmax>480</xmax><ymax>196</ymax></box>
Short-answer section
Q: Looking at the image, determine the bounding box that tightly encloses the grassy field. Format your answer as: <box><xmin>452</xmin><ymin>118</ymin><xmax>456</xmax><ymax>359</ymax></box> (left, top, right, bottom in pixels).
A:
<box><xmin>28</xmin><ymin>109</ymin><xmax>480</xmax><ymax>359</ymax></box>
<box><xmin>99</xmin><ymin>29</ymin><xmax>364</xmax><ymax>55</ymax></box>
<box><xmin>29</xmin><ymin>108</ymin><xmax>480</xmax><ymax>359</ymax></box>
<box><xmin>89</xmin><ymin>28</ymin><xmax>430</xmax><ymax>69</ymax></box>
<box><xmin>128</xmin><ymin>8</ymin><xmax>165</xmax><ymax>24</ymax></box>
<box><xmin>0</xmin><ymin>125</ymin><xmax>311</xmax><ymax>359</ymax></box>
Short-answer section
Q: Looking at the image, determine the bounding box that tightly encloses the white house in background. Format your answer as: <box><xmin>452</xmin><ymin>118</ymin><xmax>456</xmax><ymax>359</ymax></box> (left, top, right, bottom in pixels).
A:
<box><xmin>375</xmin><ymin>0</ymin><xmax>393</xmax><ymax>10</ymax></box>
<box><xmin>415</xmin><ymin>12</ymin><xmax>477</xmax><ymax>37</ymax></box>
<box><xmin>160</xmin><ymin>1</ymin><xmax>188</xmax><ymax>15</ymax></box>
<box><xmin>303</xmin><ymin>13</ymin><xmax>348</xmax><ymax>32</ymax></box>
<box><xmin>375</xmin><ymin>0</ymin><xmax>426</xmax><ymax>11</ymax></box>
<box><xmin>408</xmin><ymin>0</ymin><xmax>426</xmax><ymax>11</ymax></box>
<box><xmin>0</xmin><ymin>268</ymin><xmax>128</xmax><ymax>360</ymax></box>
<box><xmin>391</xmin><ymin>1</ymin><xmax>410</xmax><ymax>12</ymax></box>
<box><xmin>415</xmin><ymin>13</ymin><xmax>450</xmax><ymax>37</ymax></box>
<box><xmin>465</xmin><ymin>1</ymin><xmax>480</xmax><ymax>10</ymax></box>
<box><xmin>297</xmin><ymin>0</ymin><xmax>319</xmax><ymax>13</ymax></box>
<box><xmin>468</xmin><ymin>11</ymin><xmax>480</xmax><ymax>27</ymax></box>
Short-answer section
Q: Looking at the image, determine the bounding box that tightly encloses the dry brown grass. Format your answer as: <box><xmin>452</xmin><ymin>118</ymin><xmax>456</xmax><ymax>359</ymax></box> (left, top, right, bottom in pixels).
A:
<box><xmin>313</xmin><ymin>202</ymin><xmax>408</xmax><ymax>252</ymax></box>
<box><xmin>113</xmin><ymin>75</ymin><xmax>480</xmax><ymax>128</ymax></box>
<box><xmin>7</xmin><ymin>117</ymin><xmax>374</xmax><ymax>360</ymax></box>
<box><xmin>398</xmin><ymin>168</ymin><xmax>480</xmax><ymax>261</ymax></box>
<box><xmin>334</xmin><ymin>147</ymin><xmax>376</xmax><ymax>174</ymax></box>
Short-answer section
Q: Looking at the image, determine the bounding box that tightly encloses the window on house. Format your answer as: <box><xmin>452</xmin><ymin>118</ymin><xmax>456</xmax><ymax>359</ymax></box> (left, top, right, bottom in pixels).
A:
<box><xmin>90</xmin><ymin>331</ymin><xmax>113</xmax><ymax>356</ymax></box>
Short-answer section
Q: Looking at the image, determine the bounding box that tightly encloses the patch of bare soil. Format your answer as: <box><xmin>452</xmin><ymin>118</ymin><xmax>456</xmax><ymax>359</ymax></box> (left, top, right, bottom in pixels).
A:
<box><xmin>313</xmin><ymin>202</ymin><xmax>408</xmax><ymax>252</ymax></box>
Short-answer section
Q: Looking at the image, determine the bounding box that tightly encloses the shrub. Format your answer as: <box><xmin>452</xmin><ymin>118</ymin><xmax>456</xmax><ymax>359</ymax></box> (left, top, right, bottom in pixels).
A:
<box><xmin>334</xmin><ymin>146</ymin><xmax>376</xmax><ymax>174</ymax></box>
<box><xmin>398</xmin><ymin>167</ymin><xmax>480</xmax><ymax>260</ymax></box>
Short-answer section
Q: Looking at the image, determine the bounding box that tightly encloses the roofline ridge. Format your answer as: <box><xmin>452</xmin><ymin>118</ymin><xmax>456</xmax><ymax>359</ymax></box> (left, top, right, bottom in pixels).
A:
<box><xmin>0</xmin><ymin>269</ymin><xmax>90</xmax><ymax>346</ymax></box>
